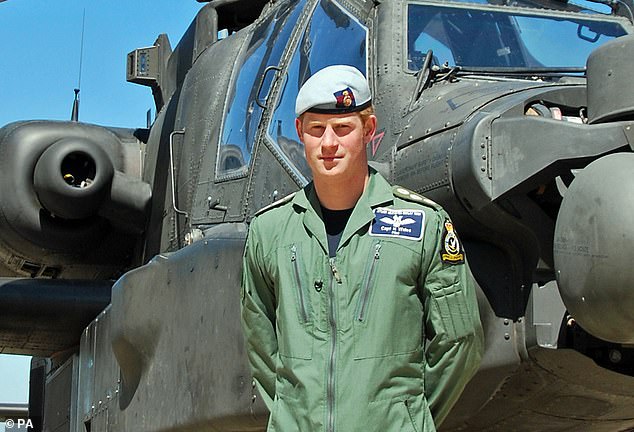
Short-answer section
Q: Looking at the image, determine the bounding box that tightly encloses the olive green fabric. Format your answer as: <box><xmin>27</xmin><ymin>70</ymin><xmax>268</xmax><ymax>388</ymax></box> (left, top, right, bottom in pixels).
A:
<box><xmin>241</xmin><ymin>169</ymin><xmax>484</xmax><ymax>432</ymax></box>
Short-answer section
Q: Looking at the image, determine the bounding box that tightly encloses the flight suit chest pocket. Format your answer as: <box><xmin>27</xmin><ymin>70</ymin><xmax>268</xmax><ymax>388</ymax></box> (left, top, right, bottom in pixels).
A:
<box><xmin>276</xmin><ymin>243</ymin><xmax>316</xmax><ymax>360</ymax></box>
<box><xmin>352</xmin><ymin>240</ymin><xmax>423</xmax><ymax>359</ymax></box>
<box><xmin>354</xmin><ymin>243</ymin><xmax>382</xmax><ymax>323</ymax></box>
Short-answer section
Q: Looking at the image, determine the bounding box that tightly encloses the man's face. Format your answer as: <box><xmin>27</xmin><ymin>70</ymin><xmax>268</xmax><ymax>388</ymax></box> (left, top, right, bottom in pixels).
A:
<box><xmin>295</xmin><ymin>111</ymin><xmax>376</xmax><ymax>181</ymax></box>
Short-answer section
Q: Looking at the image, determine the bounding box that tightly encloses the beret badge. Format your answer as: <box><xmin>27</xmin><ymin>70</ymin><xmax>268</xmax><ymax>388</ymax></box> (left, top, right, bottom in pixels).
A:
<box><xmin>334</xmin><ymin>87</ymin><xmax>356</xmax><ymax>109</ymax></box>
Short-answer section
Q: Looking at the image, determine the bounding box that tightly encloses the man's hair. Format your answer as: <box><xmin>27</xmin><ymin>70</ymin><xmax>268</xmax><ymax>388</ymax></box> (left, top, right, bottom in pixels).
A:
<box><xmin>358</xmin><ymin>105</ymin><xmax>375</xmax><ymax>124</ymax></box>
<box><xmin>359</xmin><ymin>105</ymin><xmax>376</xmax><ymax>133</ymax></box>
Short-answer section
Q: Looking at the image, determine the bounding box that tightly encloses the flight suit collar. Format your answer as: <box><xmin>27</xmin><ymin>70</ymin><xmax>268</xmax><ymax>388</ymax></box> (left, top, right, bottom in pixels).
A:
<box><xmin>292</xmin><ymin>183</ymin><xmax>329</xmax><ymax>254</ymax></box>
<box><xmin>291</xmin><ymin>168</ymin><xmax>394</xmax><ymax>255</ymax></box>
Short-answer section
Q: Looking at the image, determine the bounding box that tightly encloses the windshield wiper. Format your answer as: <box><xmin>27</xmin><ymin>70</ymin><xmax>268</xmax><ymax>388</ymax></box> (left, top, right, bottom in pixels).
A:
<box><xmin>409</xmin><ymin>62</ymin><xmax>584</xmax><ymax>107</ymax></box>
<box><xmin>410</xmin><ymin>50</ymin><xmax>434</xmax><ymax>106</ymax></box>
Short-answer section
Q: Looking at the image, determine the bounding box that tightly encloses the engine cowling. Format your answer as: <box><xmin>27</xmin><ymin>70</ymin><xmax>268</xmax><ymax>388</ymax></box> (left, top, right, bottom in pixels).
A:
<box><xmin>0</xmin><ymin>121</ymin><xmax>151</xmax><ymax>279</ymax></box>
<box><xmin>33</xmin><ymin>137</ymin><xmax>115</xmax><ymax>220</ymax></box>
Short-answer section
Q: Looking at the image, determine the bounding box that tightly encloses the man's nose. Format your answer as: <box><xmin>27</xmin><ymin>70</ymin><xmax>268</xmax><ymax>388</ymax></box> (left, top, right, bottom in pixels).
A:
<box><xmin>321</xmin><ymin>125</ymin><xmax>338</xmax><ymax>149</ymax></box>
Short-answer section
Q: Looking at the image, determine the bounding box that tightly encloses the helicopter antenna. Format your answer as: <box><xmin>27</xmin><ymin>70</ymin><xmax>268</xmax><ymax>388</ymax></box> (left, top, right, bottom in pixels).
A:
<box><xmin>71</xmin><ymin>8</ymin><xmax>86</xmax><ymax>122</ymax></box>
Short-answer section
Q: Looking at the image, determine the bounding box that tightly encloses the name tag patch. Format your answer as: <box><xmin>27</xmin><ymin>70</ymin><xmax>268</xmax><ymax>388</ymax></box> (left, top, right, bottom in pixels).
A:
<box><xmin>369</xmin><ymin>208</ymin><xmax>425</xmax><ymax>241</ymax></box>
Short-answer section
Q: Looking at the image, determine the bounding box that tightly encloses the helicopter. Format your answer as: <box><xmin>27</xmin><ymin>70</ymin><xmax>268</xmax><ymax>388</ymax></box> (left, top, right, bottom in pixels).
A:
<box><xmin>1</xmin><ymin>0</ymin><xmax>634</xmax><ymax>430</ymax></box>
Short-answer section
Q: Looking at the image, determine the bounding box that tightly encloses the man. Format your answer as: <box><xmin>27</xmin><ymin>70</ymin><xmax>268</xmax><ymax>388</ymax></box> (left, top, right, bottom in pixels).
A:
<box><xmin>241</xmin><ymin>65</ymin><xmax>483</xmax><ymax>432</ymax></box>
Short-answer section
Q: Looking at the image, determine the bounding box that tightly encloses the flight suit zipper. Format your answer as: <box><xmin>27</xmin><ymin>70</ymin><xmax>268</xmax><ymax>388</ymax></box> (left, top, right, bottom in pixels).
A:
<box><xmin>290</xmin><ymin>245</ymin><xmax>308</xmax><ymax>323</ymax></box>
<box><xmin>327</xmin><ymin>257</ymin><xmax>341</xmax><ymax>432</ymax></box>
<box><xmin>357</xmin><ymin>243</ymin><xmax>381</xmax><ymax>322</ymax></box>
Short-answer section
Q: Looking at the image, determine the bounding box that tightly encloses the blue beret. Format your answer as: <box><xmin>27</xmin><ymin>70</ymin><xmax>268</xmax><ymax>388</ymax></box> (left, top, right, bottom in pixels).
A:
<box><xmin>295</xmin><ymin>65</ymin><xmax>372</xmax><ymax>117</ymax></box>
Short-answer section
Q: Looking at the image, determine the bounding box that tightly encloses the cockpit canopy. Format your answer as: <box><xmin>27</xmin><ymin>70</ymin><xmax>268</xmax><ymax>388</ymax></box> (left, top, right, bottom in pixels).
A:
<box><xmin>407</xmin><ymin>2</ymin><xmax>629</xmax><ymax>70</ymax></box>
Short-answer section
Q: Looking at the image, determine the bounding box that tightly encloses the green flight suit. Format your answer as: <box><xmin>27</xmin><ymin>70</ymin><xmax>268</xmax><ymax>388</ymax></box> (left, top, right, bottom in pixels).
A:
<box><xmin>241</xmin><ymin>169</ymin><xmax>484</xmax><ymax>432</ymax></box>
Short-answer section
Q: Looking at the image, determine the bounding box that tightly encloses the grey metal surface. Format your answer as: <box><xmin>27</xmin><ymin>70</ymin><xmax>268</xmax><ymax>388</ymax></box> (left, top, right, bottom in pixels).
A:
<box><xmin>43</xmin><ymin>355</ymin><xmax>79</xmax><ymax>432</ymax></box>
<box><xmin>554</xmin><ymin>153</ymin><xmax>634</xmax><ymax>344</ymax></box>
<box><xmin>104</xmin><ymin>223</ymin><xmax>266</xmax><ymax>431</ymax></box>
<box><xmin>73</xmin><ymin>223</ymin><xmax>269</xmax><ymax>431</ymax></box>
<box><xmin>0</xmin><ymin>403</ymin><xmax>29</xmax><ymax>422</ymax></box>
<box><xmin>489</xmin><ymin>117</ymin><xmax>634</xmax><ymax>200</ymax></box>
<box><xmin>527</xmin><ymin>281</ymin><xmax>566</xmax><ymax>349</ymax></box>
<box><xmin>76</xmin><ymin>306</ymin><xmax>121</xmax><ymax>432</ymax></box>
<box><xmin>0</xmin><ymin>278</ymin><xmax>112</xmax><ymax>356</ymax></box>
<box><xmin>588</xmin><ymin>35</ymin><xmax>634</xmax><ymax>123</ymax></box>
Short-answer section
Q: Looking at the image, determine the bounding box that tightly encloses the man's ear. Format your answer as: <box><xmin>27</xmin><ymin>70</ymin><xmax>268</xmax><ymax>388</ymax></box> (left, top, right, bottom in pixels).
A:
<box><xmin>363</xmin><ymin>115</ymin><xmax>377</xmax><ymax>145</ymax></box>
<box><xmin>295</xmin><ymin>117</ymin><xmax>303</xmax><ymax>142</ymax></box>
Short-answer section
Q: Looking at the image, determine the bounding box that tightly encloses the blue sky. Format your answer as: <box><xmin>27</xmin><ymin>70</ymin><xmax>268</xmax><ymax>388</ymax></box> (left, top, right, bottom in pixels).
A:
<box><xmin>0</xmin><ymin>0</ymin><xmax>202</xmax><ymax>412</ymax></box>
<box><xmin>1</xmin><ymin>0</ymin><xmax>202</xmax><ymax>127</ymax></box>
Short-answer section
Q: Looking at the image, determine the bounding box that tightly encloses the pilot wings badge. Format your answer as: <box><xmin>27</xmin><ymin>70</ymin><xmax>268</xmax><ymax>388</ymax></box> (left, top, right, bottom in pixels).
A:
<box><xmin>369</xmin><ymin>208</ymin><xmax>424</xmax><ymax>240</ymax></box>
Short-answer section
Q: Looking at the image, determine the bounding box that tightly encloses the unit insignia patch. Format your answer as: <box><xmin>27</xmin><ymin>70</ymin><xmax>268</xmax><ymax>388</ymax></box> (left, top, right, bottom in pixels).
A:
<box><xmin>369</xmin><ymin>208</ymin><xmax>425</xmax><ymax>241</ymax></box>
<box><xmin>440</xmin><ymin>219</ymin><xmax>464</xmax><ymax>264</ymax></box>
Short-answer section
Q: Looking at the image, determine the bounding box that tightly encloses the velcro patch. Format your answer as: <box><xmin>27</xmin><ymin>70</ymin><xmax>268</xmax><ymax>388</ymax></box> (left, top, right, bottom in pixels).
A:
<box><xmin>369</xmin><ymin>208</ymin><xmax>425</xmax><ymax>241</ymax></box>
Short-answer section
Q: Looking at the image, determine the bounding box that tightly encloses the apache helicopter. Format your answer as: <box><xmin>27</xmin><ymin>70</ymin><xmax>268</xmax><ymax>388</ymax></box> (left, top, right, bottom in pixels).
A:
<box><xmin>1</xmin><ymin>0</ymin><xmax>634</xmax><ymax>430</ymax></box>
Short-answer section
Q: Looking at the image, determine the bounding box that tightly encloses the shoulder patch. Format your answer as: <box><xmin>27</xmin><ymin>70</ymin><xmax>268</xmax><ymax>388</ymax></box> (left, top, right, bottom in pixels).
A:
<box><xmin>440</xmin><ymin>219</ymin><xmax>465</xmax><ymax>265</ymax></box>
<box><xmin>254</xmin><ymin>192</ymin><xmax>297</xmax><ymax>216</ymax></box>
<box><xmin>369</xmin><ymin>207</ymin><xmax>425</xmax><ymax>241</ymax></box>
<box><xmin>392</xmin><ymin>186</ymin><xmax>441</xmax><ymax>210</ymax></box>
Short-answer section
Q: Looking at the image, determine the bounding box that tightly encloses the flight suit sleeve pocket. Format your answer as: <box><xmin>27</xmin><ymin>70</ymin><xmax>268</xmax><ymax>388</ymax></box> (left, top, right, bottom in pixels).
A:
<box><xmin>430</xmin><ymin>281</ymin><xmax>472</xmax><ymax>342</ymax></box>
